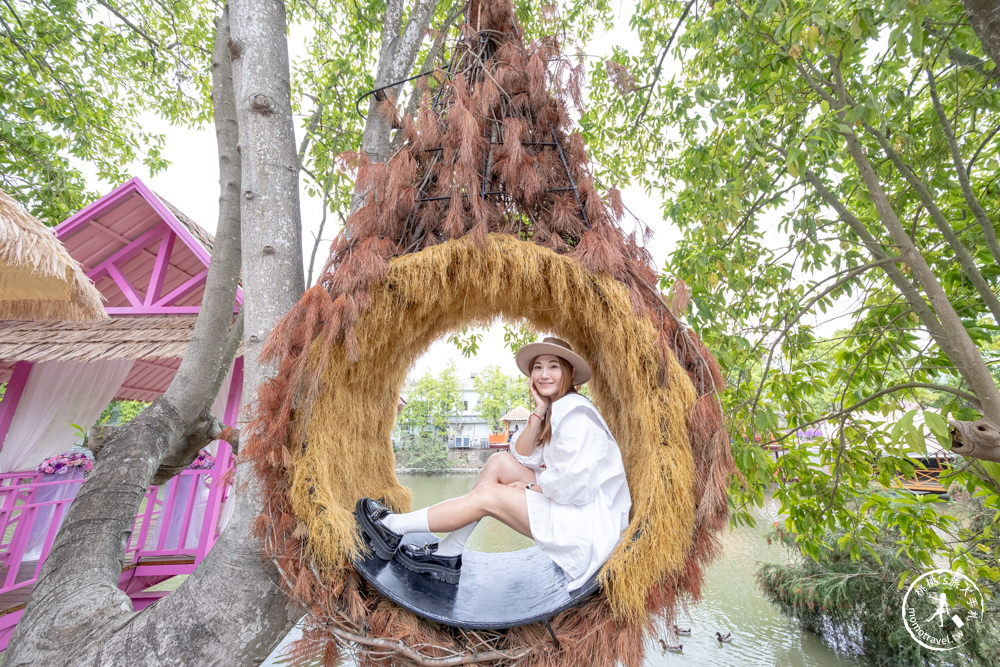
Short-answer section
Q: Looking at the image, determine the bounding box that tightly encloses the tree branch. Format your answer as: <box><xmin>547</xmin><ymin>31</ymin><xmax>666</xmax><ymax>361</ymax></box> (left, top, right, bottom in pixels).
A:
<box><xmin>306</xmin><ymin>178</ymin><xmax>336</xmax><ymax>285</ymax></box>
<box><xmin>862</xmin><ymin>118</ymin><xmax>1000</xmax><ymax>325</ymax></box>
<box><xmin>950</xmin><ymin>419</ymin><xmax>1000</xmax><ymax>463</ymax></box>
<box><xmin>823</xmin><ymin>55</ymin><xmax>1000</xmax><ymax>425</ymax></box>
<box><xmin>327</xmin><ymin>626</ymin><xmax>533</xmax><ymax>666</ymax></box>
<box><xmin>631</xmin><ymin>0</ymin><xmax>694</xmax><ymax>135</ymax></box>
<box><xmin>926</xmin><ymin>66</ymin><xmax>1000</xmax><ymax>265</ymax></box>
<box><xmin>770</xmin><ymin>382</ymin><xmax>981</xmax><ymax>449</ymax></box>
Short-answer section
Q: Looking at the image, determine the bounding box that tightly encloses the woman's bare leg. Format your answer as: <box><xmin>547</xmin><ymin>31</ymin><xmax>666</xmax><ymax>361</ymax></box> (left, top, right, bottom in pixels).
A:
<box><xmin>474</xmin><ymin>451</ymin><xmax>536</xmax><ymax>487</ymax></box>
<box><xmin>426</xmin><ymin>482</ymin><xmax>533</xmax><ymax>537</ymax></box>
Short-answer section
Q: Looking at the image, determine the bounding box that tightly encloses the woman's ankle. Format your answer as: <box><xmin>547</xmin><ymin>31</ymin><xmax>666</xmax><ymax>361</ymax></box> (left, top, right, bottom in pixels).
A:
<box><xmin>380</xmin><ymin>507</ymin><xmax>429</xmax><ymax>535</ymax></box>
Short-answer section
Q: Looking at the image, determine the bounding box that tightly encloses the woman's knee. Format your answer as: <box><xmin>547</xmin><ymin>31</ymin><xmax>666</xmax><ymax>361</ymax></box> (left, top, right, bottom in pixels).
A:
<box><xmin>480</xmin><ymin>452</ymin><xmax>509</xmax><ymax>476</ymax></box>
<box><xmin>492</xmin><ymin>452</ymin><xmax>532</xmax><ymax>483</ymax></box>
<box><xmin>469</xmin><ymin>483</ymin><xmax>531</xmax><ymax>536</ymax></box>
<box><xmin>486</xmin><ymin>451</ymin><xmax>514</xmax><ymax>471</ymax></box>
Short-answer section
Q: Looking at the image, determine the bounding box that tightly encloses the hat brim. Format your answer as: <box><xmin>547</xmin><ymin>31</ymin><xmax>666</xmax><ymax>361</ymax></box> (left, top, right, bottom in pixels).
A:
<box><xmin>515</xmin><ymin>341</ymin><xmax>592</xmax><ymax>385</ymax></box>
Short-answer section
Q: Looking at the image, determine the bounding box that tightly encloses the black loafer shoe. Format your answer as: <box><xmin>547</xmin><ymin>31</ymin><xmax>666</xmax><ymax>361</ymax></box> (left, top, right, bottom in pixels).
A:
<box><xmin>395</xmin><ymin>542</ymin><xmax>461</xmax><ymax>584</ymax></box>
<box><xmin>354</xmin><ymin>497</ymin><xmax>402</xmax><ymax>560</ymax></box>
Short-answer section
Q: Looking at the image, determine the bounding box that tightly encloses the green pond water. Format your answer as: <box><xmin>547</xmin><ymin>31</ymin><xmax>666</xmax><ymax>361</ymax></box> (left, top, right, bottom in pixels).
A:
<box><xmin>263</xmin><ymin>472</ymin><xmax>871</xmax><ymax>666</ymax></box>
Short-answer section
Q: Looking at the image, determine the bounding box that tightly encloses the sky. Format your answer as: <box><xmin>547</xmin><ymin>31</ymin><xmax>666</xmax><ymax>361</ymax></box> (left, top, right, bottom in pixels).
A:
<box><xmin>86</xmin><ymin>2</ymin><xmax>679</xmax><ymax>386</ymax></box>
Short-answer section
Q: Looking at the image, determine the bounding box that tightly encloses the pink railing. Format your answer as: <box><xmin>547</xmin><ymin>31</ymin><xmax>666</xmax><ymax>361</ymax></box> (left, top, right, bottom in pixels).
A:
<box><xmin>0</xmin><ymin>471</ymin><xmax>85</xmax><ymax>594</ymax></box>
<box><xmin>0</xmin><ymin>452</ymin><xmax>233</xmax><ymax>650</ymax></box>
<box><xmin>128</xmin><ymin>467</ymin><xmax>232</xmax><ymax>560</ymax></box>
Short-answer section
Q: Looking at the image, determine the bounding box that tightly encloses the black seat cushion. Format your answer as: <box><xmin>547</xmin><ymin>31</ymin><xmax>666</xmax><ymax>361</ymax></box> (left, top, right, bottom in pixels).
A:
<box><xmin>353</xmin><ymin>532</ymin><xmax>600</xmax><ymax>630</ymax></box>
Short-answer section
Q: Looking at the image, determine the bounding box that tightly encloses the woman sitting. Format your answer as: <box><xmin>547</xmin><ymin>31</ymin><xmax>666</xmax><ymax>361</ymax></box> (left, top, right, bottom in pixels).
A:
<box><xmin>356</xmin><ymin>337</ymin><xmax>631</xmax><ymax>589</ymax></box>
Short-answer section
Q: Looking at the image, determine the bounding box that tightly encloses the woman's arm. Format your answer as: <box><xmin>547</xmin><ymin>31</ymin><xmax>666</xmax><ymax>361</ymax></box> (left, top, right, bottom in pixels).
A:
<box><xmin>535</xmin><ymin>408</ymin><xmax>607</xmax><ymax>505</ymax></box>
<box><xmin>514</xmin><ymin>379</ymin><xmax>549</xmax><ymax>457</ymax></box>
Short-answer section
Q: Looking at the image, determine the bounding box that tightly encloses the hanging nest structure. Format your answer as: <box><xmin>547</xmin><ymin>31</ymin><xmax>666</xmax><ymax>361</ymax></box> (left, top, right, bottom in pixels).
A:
<box><xmin>243</xmin><ymin>2</ymin><xmax>733</xmax><ymax>664</ymax></box>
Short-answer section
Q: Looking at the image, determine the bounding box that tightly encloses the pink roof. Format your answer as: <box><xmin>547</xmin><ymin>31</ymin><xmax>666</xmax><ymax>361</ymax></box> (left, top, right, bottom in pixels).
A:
<box><xmin>0</xmin><ymin>177</ymin><xmax>243</xmax><ymax>398</ymax></box>
<box><xmin>54</xmin><ymin>177</ymin><xmax>240</xmax><ymax>314</ymax></box>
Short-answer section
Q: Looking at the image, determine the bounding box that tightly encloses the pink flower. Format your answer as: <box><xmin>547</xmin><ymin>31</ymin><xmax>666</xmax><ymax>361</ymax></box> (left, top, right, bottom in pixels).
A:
<box><xmin>43</xmin><ymin>466</ymin><xmax>54</xmax><ymax>474</ymax></box>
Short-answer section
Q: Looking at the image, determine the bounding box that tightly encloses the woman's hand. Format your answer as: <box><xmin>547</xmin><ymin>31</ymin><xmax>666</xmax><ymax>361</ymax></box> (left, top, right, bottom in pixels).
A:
<box><xmin>529</xmin><ymin>380</ymin><xmax>550</xmax><ymax>416</ymax></box>
<box><xmin>506</xmin><ymin>480</ymin><xmax>541</xmax><ymax>493</ymax></box>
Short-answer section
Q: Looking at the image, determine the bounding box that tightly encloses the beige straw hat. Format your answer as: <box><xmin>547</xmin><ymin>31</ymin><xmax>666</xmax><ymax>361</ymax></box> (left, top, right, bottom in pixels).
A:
<box><xmin>515</xmin><ymin>336</ymin><xmax>592</xmax><ymax>385</ymax></box>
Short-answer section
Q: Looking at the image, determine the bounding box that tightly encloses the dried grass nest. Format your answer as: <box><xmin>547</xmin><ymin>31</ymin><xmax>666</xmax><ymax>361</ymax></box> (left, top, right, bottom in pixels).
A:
<box><xmin>243</xmin><ymin>235</ymin><xmax>733</xmax><ymax>666</ymax></box>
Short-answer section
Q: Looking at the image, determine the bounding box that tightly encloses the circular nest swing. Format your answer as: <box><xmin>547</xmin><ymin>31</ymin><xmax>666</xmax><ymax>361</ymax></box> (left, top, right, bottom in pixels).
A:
<box><xmin>242</xmin><ymin>3</ymin><xmax>732</xmax><ymax>665</ymax></box>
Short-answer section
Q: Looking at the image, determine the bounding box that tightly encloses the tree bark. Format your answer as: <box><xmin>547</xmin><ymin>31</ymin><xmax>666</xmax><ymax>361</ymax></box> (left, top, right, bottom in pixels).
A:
<box><xmin>962</xmin><ymin>0</ymin><xmax>1000</xmax><ymax>71</ymax></box>
<box><xmin>363</xmin><ymin>0</ymin><xmax>438</xmax><ymax>162</ymax></box>
<box><xmin>4</xmin><ymin>8</ymin><xmax>259</xmax><ymax>665</ymax></box>
<box><xmin>346</xmin><ymin>0</ymin><xmax>439</xmax><ymax>225</ymax></box>
<box><xmin>950</xmin><ymin>419</ymin><xmax>1000</xmax><ymax>463</ymax></box>
<box><xmin>8</xmin><ymin>0</ymin><xmax>441</xmax><ymax>662</ymax></box>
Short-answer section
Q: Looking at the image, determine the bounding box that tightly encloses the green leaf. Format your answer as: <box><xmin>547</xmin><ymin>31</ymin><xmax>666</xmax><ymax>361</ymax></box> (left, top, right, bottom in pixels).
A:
<box><xmin>923</xmin><ymin>411</ymin><xmax>952</xmax><ymax>448</ymax></box>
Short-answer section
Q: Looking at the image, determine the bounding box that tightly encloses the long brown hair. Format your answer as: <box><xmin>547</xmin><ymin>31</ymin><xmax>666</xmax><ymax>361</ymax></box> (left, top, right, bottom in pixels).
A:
<box><xmin>535</xmin><ymin>355</ymin><xmax>577</xmax><ymax>446</ymax></box>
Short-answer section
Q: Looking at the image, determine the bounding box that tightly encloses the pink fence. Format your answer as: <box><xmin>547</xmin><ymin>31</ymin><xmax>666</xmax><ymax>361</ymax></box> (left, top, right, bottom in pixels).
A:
<box><xmin>0</xmin><ymin>449</ymin><xmax>232</xmax><ymax>650</ymax></box>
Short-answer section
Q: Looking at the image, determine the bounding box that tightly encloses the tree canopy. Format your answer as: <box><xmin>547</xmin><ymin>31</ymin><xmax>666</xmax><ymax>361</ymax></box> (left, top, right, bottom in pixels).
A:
<box><xmin>0</xmin><ymin>0</ymin><xmax>214</xmax><ymax>222</ymax></box>
<box><xmin>472</xmin><ymin>365</ymin><xmax>530</xmax><ymax>432</ymax></box>
<box><xmin>576</xmin><ymin>0</ymin><xmax>1000</xmax><ymax>583</ymax></box>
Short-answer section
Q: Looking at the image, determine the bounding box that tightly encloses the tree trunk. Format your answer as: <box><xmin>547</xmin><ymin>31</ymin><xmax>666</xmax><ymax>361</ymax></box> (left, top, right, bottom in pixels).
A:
<box><xmin>346</xmin><ymin>0</ymin><xmax>439</xmax><ymax>224</ymax></box>
<box><xmin>362</xmin><ymin>0</ymin><xmax>438</xmax><ymax>162</ymax></box>
<box><xmin>7</xmin><ymin>0</ymin><xmax>441</xmax><ymax>662</ymax></box>
<box><xmin>4</xmin><ymin>8</ymin><xmax>255</xmax><ymax>665</ymax></box>
<box><xmin>83</xmin><ymin>3</ymin><xmax>309</xmax><ymax>661</ymax></box>
<box><xmin>963</xmin><ymin>0</ymin><xmax>1000</xmax><ymax>71</ymax></box>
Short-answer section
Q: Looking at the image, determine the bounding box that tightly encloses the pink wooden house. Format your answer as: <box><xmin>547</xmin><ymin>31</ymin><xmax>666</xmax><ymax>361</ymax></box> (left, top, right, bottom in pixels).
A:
<box><xmin>0</xmin><ymin>178</ymin><xmax>241</xmax><ymax>650</ymax></box>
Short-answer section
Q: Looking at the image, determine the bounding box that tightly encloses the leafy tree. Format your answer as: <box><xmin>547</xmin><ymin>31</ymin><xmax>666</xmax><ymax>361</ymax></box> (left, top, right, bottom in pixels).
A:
<box><xmin>396</xmin><ymin>365</ymin><xmax>465</xmax><ymax>470</ymax></box>
<box><xmin>473</xmin><ymin>365</ymin><xmax>531</xmax><ymax>432</ymax></box>
<box><xmin>405</xmin><ymin>431</ymin><xmax>451</xmax><ymax>470</ymax></box>
<box><xmin>8</xmin><ymin>2</ymin><xmax>624</xmax><ymax>663</ymax></box>
<box><xmin>574</xmin><ymin>0</ymin><xmax>1000</xmax><ymax>585</ymax></box>
<box><xmin>398</xmin><ymin>364</ymin><xmax>463</xmax><ymax>442</ymax></box>
<box><xmin>0</xmin><ymin>0</ymin><xmax>215</xmax><ymax>221</ymax></box>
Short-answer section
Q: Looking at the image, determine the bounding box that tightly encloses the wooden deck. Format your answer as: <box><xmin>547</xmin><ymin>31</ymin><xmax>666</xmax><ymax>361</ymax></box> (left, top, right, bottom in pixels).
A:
<box><xmin>0</xmin><ymin>562</ymin><xmax>41</xmax><ymax>617</ymax></box>
<box><xmin>0</xmin><ymin>555</ymin><xmax>198</xmax><ymax>618</ymax></box>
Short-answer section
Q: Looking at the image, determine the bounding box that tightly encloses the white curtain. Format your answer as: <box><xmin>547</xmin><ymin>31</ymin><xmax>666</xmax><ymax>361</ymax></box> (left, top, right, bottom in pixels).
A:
<box><xmin>0</xmin><ymin>359</ymin><xmax>134</xmax><ymax>473</ymax></box>
<box><xmin>205</xmin><ymin>361</ymin><xmax>235</xmax><ymax>456</ymax></box>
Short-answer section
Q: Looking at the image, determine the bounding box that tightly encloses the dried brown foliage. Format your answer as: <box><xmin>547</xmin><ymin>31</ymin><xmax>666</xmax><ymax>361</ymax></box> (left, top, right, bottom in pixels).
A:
<box><xmin>242</xmin><ymin>2</ymin><xmax>733</xmax><ymax>664</ymax></box>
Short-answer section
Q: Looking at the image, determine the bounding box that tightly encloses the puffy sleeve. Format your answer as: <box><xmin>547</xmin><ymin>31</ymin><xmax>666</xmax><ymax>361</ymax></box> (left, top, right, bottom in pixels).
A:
<box><xmin>536</xmin><ymin>407</ymin><xmax>610</xmax><ymax>505</ymax></box>
<box><xmin>509</xmin><ymin>429</ymin><xmax>544</xmax><ymax>469</ymax></box>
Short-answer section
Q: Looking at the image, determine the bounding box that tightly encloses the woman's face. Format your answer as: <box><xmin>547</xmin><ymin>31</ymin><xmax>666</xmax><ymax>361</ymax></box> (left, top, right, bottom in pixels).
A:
<box><xmin>531</xmin><ymin>354</ymin><xmax>565</xmax><ymax>398</ymax></box>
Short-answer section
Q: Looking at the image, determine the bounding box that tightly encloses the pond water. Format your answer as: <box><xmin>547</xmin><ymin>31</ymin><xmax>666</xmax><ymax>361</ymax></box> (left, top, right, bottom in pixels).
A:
<box><xmin>264</xmin><ymin>472</ymin><xmax>871</xmax><ymax>666</ymax></box>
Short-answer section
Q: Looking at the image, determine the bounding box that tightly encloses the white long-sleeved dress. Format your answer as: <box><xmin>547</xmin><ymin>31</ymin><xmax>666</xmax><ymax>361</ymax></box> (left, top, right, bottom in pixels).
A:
<box><xmin>509</xmin><ymin>392</ymin><xmax>631</xmax><ymax>591</ymax></box>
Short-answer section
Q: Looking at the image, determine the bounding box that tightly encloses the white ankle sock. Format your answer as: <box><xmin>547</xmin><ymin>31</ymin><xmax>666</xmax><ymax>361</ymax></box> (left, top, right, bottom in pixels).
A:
<box><xmin>435</xmin><ymin>520</ymin><xmax>479</xmax><ymax>556</ymax></box>
<box><xmin>380</xmin><ymin>507</ymin><xmax>429</xmax><ymax>535</ymax></box>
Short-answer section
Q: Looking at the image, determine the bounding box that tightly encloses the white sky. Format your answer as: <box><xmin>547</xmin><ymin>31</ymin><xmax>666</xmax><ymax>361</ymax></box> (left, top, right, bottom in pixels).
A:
<box><xmin>84</xmin><ymin>2</ymin><xmax>678</xmax><ymax>384</ymax></box>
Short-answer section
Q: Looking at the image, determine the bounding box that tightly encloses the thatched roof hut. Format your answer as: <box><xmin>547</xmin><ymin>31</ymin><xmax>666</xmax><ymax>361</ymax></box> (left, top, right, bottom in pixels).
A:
<box><xmin>0</xmin><ymin>178</ymin><xmax>243</xmax><ymax>474</ymax></box>
<box><xmin>500</xmin><ymin>406</ymin><xmax>532</xmax><ymax>423</ymax></box>
<box><xmin>0</xmin><ymin>189</ymin><xmax>105</xmax><ymax>322</ymax></box>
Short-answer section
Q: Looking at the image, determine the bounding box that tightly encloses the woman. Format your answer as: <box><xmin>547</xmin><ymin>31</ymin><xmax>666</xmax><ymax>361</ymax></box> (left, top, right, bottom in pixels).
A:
<box><xmin>356</xmin><ymin>337</ymin><xmax>631</xmax><ymax>589</ymax></box>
